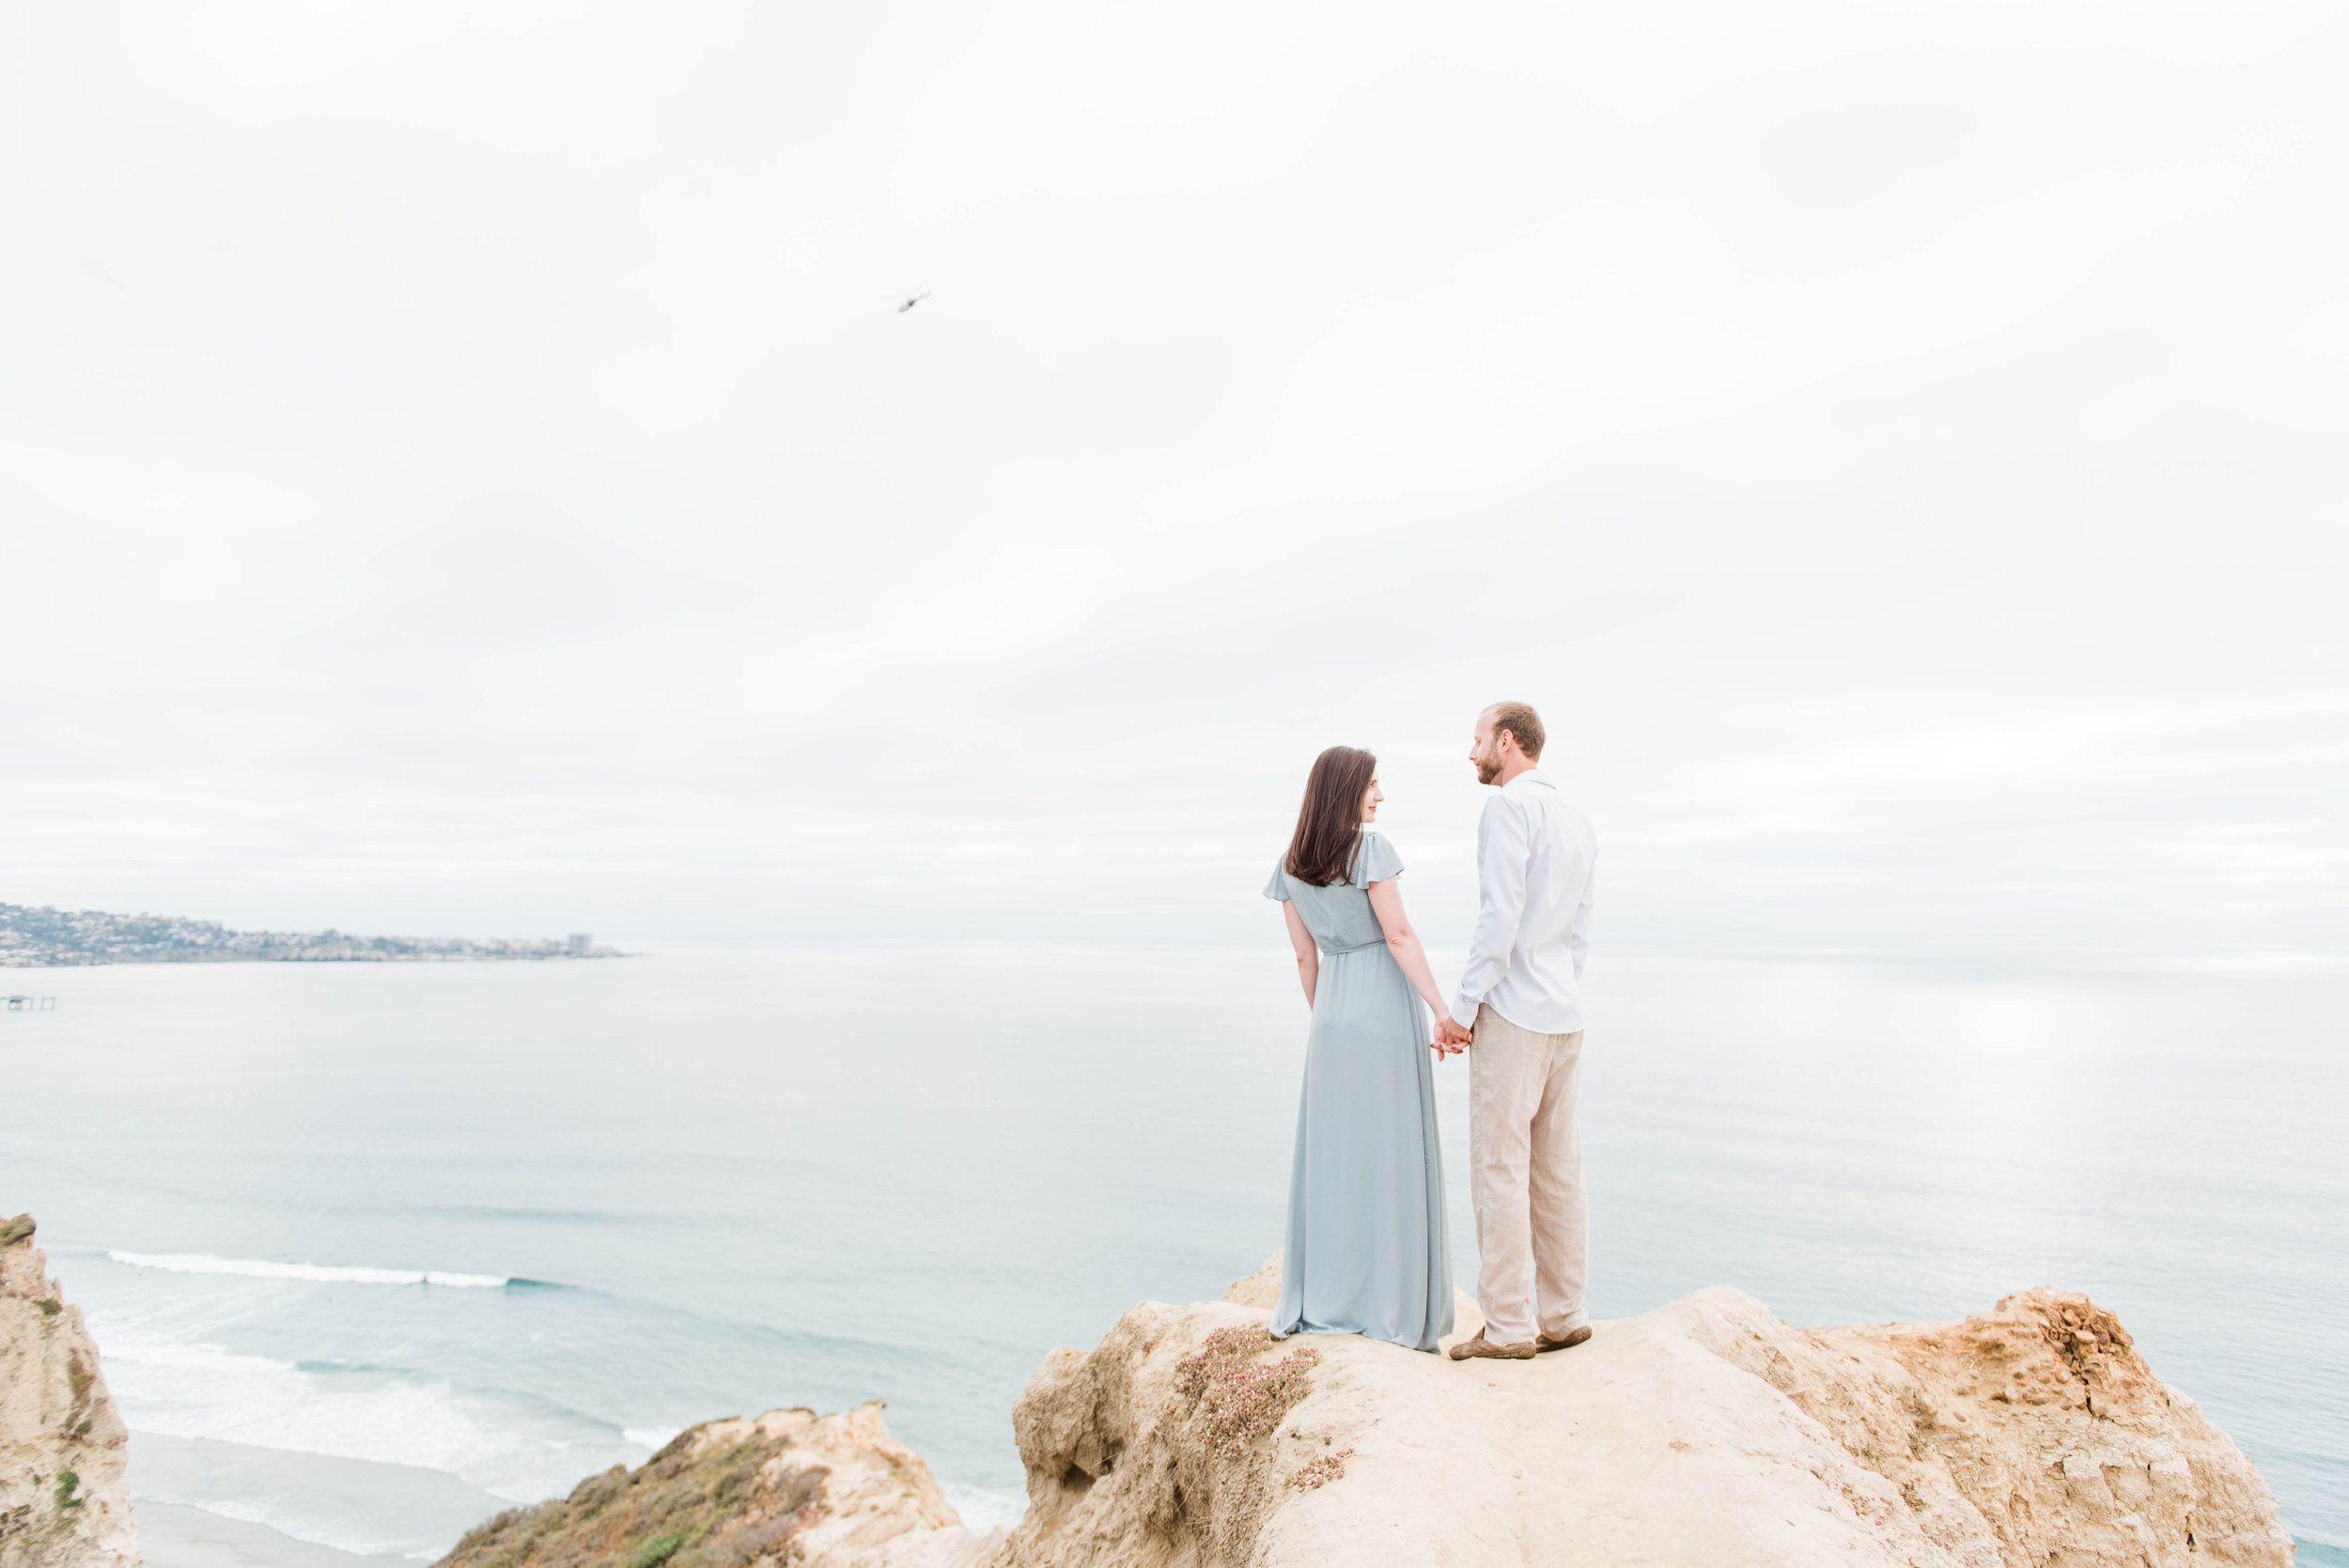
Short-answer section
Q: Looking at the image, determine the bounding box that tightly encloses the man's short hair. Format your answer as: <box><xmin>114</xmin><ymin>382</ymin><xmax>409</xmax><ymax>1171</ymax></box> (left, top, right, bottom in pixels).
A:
<box><xmin>1486</xmin><ymin>701</ymin><xmax>1545</xmax><ymax>759</ymax></box>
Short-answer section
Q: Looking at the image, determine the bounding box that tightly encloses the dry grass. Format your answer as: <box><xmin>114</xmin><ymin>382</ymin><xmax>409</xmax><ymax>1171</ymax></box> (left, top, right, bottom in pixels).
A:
<box><xmin>435</xmin><ymin>1431</ymin><xmax>826</xmax><ymax>1568</ymax></box>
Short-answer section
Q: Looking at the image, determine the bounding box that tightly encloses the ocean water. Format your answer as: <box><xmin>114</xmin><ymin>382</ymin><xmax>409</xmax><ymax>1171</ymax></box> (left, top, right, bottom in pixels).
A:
<box><xmin>2</xmin><ymin>942</ymin><xmax>2342</xmax><ymax>1564</ymax></box>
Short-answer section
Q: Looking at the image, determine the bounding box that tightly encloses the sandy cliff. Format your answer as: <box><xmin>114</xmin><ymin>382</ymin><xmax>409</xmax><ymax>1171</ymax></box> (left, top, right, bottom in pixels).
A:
<box><xmin>992</xmin><ymin>1256</ymin><xmax>2293</xmax><ymax>1568</ymax></box>
<box><xmin>6</xmin><ymin>1212</ymin><xmax>2294</xmax><ymax>1568</ymax></box>
<box><xmin>434</xmin><ymin>1402</ymin><xmax>1000</xmax><ymax>1568</ymax></box>
<box><xmin>0</xmin><ymin>1218</ymin><xmax>138</xmax><ymax>1568</ymax></box>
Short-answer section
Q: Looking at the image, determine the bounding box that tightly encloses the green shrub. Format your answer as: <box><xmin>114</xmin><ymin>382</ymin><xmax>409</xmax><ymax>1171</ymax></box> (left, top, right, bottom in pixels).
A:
<box><xmin>628</xmin><ymin>1532</ymin><xmax>686</xmax><ymax>1568</ymax></box>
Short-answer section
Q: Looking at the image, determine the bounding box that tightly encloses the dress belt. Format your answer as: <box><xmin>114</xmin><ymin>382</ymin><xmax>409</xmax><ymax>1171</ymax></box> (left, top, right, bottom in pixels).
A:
<box><xmin>1318</xmin><ymin>939</ymin><xmax>1388</xmax><ymax>955</ymax></box>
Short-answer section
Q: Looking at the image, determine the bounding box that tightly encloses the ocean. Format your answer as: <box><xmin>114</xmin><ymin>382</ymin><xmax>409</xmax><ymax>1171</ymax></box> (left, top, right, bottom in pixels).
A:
<box><xmin>3</xmin><ymin>942</ymin><xmax>2342</xmax><ymax>1564</ymax></box>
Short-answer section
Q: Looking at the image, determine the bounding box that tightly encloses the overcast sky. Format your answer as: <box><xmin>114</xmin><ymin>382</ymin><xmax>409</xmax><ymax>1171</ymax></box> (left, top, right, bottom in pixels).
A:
<box><xmin>3</xmin><ymin>0</ymin><xmax>2344</xmax><ymax>966</ymax></box>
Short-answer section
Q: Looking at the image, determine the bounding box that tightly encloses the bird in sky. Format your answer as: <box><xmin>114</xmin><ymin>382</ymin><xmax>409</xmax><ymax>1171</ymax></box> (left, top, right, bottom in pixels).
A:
<box><xmin>897</xmin><ymin>290</ymin><xmax>931</xmax><ymax>314</ymax></box>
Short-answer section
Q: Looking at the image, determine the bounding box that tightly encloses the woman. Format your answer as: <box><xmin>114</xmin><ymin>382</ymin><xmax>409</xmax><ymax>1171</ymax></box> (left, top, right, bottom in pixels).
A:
<box><xmin>1263</xmin><ymin>745</ymin><xmax>1455</xmax><ymax>1353</ymax></box>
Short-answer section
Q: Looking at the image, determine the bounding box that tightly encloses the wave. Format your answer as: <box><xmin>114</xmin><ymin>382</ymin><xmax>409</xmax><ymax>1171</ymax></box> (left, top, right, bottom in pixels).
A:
<box><xmin>108</xmin><ymin>1250</ymin><xmax>513</xmax><ymax>1288</ymax></box>
<box><xmin>168</xmin><ymin>1497</ymin><xmax>417</xmax><ymax>1560</ymax></box>
<box><xmin>131</xmin><ymin>1432</ymin><xmax>519</xmax><ymax>1561</ymax></box>
<box><xmin>95</xmin><ymin>1319</ymin><xmax>638</xmax><ymax>1509</ymax></box>
<box><xmin>105</xmin><ymin>1339</ymin><xmax>296</xmax><ymax>1374</ymax></box>
<box><xmin>941</xmin><ymin>1483</ymin><xmax>1027</xmax><ymax>1531</ymax></box>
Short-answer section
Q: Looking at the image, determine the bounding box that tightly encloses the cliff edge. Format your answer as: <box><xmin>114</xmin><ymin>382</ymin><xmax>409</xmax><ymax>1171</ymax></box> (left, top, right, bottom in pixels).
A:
<box><xmin>436</xmin><ymin>1401</ymin><xmax>1000</xmax><ymax>1568</ymax></box>
<box><xmin>994</xmin><ymin>1256</ymin><xmax>2292</xmax><ymax>1568</ymax></box>
<box><xmin>0</xmin><ymin>1217</ymin><xmax>138</xmax><ymax>1568</ymax></box>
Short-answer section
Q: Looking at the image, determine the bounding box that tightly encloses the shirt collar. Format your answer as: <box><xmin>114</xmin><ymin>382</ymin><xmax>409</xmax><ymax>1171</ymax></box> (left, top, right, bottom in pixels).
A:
<box><xmin>1502</xmin><ymin>768</ymin><xmax>1553</xmax><ymax>793</ymax></box>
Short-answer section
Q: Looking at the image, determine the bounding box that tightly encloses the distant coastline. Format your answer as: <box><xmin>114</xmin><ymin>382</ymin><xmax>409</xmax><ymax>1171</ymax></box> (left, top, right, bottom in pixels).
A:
<box><xmin>0</xmin><ymin>901</ymin><xmax>626</xmax><ymax>967</ymax></box>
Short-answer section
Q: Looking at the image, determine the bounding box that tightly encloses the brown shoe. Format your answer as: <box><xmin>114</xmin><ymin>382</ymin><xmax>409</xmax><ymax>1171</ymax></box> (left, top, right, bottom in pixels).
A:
<box><xmin>1447</xmin><ymin>1329</ymin><xmax>1537</xmax><ymax>1362</ymax></box>
<box><xmin>1536</xmin><ymin>1326</ymin><xmax>1594</xmax><ymax>1353</ymax></box>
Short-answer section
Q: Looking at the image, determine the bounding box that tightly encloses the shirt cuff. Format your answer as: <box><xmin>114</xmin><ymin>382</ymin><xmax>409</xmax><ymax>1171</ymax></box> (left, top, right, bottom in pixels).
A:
<box><xmin>1451</xmin><ymin>997</ymin><xmax>1480</xmax><ymax>1031</ymax></box>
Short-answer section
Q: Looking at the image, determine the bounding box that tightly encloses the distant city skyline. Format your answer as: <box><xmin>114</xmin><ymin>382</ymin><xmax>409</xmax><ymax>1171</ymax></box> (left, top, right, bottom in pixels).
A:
<box><xmin>0</xmin><ymin>899</ymin><xmax>617</xmax><ymax>966</ymax></box>
<box><xmin>3</xmin><ymin>2</ymin><xmax>2343</xmax><ymax>970</ymax></box>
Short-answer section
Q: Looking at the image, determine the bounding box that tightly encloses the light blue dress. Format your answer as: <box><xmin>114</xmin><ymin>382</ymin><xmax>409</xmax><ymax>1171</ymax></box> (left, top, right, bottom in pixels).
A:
<box><xmin>1263</xmin><ymin>831</ymin><xmax>1455</xmax><ymax>1353</ymax></box>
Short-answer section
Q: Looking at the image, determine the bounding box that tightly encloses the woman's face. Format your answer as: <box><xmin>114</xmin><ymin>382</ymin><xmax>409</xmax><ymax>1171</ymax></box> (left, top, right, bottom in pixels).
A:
<box><xmin>1361</xmin><ymin>777</ymin><xmax>1383</xmax><ymax>823</ymax></box>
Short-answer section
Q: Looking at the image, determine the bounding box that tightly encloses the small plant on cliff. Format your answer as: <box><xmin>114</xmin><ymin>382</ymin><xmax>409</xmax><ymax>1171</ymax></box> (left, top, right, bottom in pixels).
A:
<box><xmin>1174</xmin><ymin>1327</ymin><xmax>1321</xmax><ymax>1463</ymax></box>
<box><xmin>55</xmin><ymin>1471</ymin><xmax>83</xmax><ymax>1510</ymax></box>
<box><xmin>36</xmin><ymin>1296</ymin><xmax>61</xmax><ymax>1318</ymax></box>
<box><xmin>627</xmin><ymin>1531</ymin><xmax>687</xmax><ymax>1568</ymax></box>
<box><xmin>1286</xmin><ymin>1448</ymin><xmax>1353</xmax><ymax>1490</ymax></box>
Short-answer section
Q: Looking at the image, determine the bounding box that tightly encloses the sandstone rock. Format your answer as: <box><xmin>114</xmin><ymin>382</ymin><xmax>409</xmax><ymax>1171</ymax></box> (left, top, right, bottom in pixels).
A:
<box><xmin>1217</xmin><ymin>1258</ymin><xmax>1280</xmax><ymax>1312</ymax></box>
<box><xmin>990</xmin><ymin>1260</ymin><xmax>2291</xmax><ymax>1568</ymax></box>
<box><xmin>433</xmin><ymin>1401</ymin><xmax>1000</xmax><ymax>1568</ymax></box>
<box><xmin>0</xmin><ymin>1216</ymin><xmax>139</xmax><ymax>1568</ymax></box>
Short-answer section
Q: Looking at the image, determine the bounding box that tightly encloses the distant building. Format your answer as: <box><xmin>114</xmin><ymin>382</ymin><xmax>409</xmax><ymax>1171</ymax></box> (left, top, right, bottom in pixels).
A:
<box><xmin>566</xmin><ymin>934</ymin><xmax>593</xmax><ymax>956</ymax></box>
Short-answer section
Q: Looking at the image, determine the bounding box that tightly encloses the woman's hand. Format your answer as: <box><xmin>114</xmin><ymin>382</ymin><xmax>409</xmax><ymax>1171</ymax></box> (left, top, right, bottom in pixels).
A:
<box><xmin>1431</xmin><ymin>1014</ymin><xmax>1472</xmax><ymax>1056</ymax></box>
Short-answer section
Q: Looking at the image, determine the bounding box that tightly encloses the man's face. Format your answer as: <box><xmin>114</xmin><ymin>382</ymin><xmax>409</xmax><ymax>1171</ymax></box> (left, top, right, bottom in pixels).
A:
<box><xmin>1469</xmin><ymin>712</ymin><xmax>1504</xmax><ymax>785</ymax></box>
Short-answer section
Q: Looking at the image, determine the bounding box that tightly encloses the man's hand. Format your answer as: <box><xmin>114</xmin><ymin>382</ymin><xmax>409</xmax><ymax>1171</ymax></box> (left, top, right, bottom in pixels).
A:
<box><xmin>1432</xmin><ymin>1016</ymin><xmax>1473</xmax><ymax>1055</ymax></box>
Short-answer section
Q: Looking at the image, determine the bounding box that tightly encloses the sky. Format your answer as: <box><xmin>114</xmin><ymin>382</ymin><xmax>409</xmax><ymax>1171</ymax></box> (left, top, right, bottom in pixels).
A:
<box><xmin>2</xmin><ymin>0</ymin><xmax>2345</xmax><ymax>966</ymax></box>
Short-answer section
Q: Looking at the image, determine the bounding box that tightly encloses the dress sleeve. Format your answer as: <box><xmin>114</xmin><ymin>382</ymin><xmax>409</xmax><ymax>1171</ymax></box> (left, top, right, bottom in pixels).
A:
<box><xmin>1263</xmin><ymin>862</ymin><xmax>1292</xmax><ymax>901</ymax></box>
<box><xmin>1355</xmin><ymin>831</ymin><xmax>1404</xmax><ymax>885</ymax></box>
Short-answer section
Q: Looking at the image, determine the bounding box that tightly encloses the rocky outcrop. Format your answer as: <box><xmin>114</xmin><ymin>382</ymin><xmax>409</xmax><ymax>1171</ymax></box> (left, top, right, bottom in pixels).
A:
<box><xmin>0</xmin><ymin>1217</ymin><xmax>138</xmax><ymax>1568</ymax></box>
<box><xmin>992</xmin><ymin>1258</ymin><xmax>2292</xmax><ymax>1568</ymax></box>
<box><xmin>434</xmin><ymin>1403</ymin><xmax>1000</xmax><ymax>1568</ymax></box>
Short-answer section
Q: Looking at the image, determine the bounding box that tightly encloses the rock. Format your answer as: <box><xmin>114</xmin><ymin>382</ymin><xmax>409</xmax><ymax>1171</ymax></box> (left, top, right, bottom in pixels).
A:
<box><xmin>0</xmin><ymin>1216</ymin><xmax>140</xmax><ymax>1568</ymax></box>
<box><xmin>1220</xmin><ymin>1250</ymin><xmax>1488</xmax><ymax>1343</ymax></box>
<box><xmin>432</xmin><ymin>1401</ymin><xmax>1000</xmax><ymax>1568</ymax></box>
<box><xmin>988</xmin><ymin>1260</ymin><xmax>2292</xmax><ymax>1568</ymax></box>
<box><xmin>1218</xmin><ymin>1257</ymin><xmax>1281</xmax><ymax>1312</ymax></box>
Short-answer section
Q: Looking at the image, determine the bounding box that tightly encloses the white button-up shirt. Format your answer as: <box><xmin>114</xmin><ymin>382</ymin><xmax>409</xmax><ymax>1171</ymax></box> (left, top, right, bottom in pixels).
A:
<box><xmin>1451</xmin><ymin>768</ymin><xmax>1596</xmax><ymax>1034</ymax></box>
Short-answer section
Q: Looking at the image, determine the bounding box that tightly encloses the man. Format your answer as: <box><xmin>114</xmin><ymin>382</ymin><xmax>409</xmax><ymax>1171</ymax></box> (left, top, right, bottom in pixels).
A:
<box><xmin>1436</xmin><ymin>701</ymin><xmax>1598</xmax><ymax>1363</ymax></box>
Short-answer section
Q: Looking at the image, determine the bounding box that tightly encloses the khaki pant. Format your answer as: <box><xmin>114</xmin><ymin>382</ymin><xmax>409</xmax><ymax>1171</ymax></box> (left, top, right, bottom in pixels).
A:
<box><xmin>1468</xmin><ymin>1004</ymin><xmax>1588</xmax><ymax>1345</ymax></box>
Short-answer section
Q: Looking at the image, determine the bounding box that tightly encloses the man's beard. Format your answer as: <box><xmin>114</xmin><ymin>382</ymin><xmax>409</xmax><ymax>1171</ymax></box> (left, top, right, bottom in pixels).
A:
<box><xmin>1475</xmin><ymin>756</ymin><xmax>1501</xmax><ymax>784</ymax></box>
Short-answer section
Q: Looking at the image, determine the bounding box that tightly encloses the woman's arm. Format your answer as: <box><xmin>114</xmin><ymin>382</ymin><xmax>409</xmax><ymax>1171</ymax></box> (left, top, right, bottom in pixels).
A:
<box><xmin>1366</xmin><ymin>877</ymin><xmax>1454</xmax><ymax>1048</ymax></box>
<box><xmin>1281</xmin><ymin>900</ymin><xmax>1320</xmax><ymax>1007</ymax></box>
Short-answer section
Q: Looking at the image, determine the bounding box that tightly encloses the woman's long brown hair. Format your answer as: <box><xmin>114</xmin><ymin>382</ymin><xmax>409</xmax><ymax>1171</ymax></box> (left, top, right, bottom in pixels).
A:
<box><xmin>1283</xmin><ymin>746</ymin><xmax>1377</xmax><ymax>887</ymax></box>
